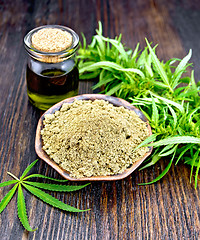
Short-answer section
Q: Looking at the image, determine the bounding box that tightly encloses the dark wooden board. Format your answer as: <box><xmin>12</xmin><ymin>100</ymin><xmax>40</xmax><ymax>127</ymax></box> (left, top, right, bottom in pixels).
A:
<box><xmin>0</xmin><ymin>0</ymin><xmax>200</xmax><ymax>239</ymax></box>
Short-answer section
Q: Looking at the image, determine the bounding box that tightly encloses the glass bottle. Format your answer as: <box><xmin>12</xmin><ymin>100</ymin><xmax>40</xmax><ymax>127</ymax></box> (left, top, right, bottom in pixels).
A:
<box><xmin>24</xmin><ymin>25</ymin><xmax>79</xmax><ymax>110</ymax></box>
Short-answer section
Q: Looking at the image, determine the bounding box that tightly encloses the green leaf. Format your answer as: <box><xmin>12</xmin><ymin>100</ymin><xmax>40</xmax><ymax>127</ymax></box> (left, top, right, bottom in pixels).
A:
<box><xmin>79</xmin><ymin>71</ymin><xmax>100</xmax><ymax>80</ymax></box>
<box><xmin>89</xmin><ymin>36</ymin><xmax>97</xmax><ymax>49</ymax></box>
<box><xmin>194</xmin><ymin>120</ymin><xmax>200</xmax><ymax>135</ymax></box>
<box><xmin>190</xmin><ymin>70</ymin><xmax>199</xmax><ymax>98</ymax></box>
<box><xmin>99</xmin><ymin>69</ymin><xmax>106</xmax><ymax>81</ymax></box>
<box><xmin>106</xmin><ymin>38</ymin><xmax>128</xmax><ymax>61</ymax></box>
<box><xmin>172</xmin><ymin>49</ymin><xmax>192</xmax><ymax>89</ymax></box>
<box><xmin>150</xmin><ymin>94</ymin><xmax>159</xmax><ymax>126</ymax></box>
<box><xmin>0</xmin><ymin>180</ymin><xmax>18</xmax><ymax>188</ymax></box>
<box><xmin>159</xmin><ymin>144</ymin><xmax>178</xmax><ymax>157</ymax></box>
<box><xmin>134</xmin><ymin>134</ymin><xmax>157</xmax><ymax>150</ymax></box>
<box><xmin>0</xmin><ymin>184</ymin><xmax>18</xmax><ymax>214</ymax></box>
<box><xmin>174</xmin><ymin>86</ymin><xmax>188</xmax><ymax>95</ymax></box>
<box><xmin>149</xmin><ymin>136</ymin><xmax>200</xmax><ymax>147</ymax></box>
<box><xmin>81</xmin><ymin>32</ymin><xmax>87</xmax><ymax>49</ymax></box>
<box><xmin>131</xmin><ymin>43</ymin><xmax>140</xmax><ymax>62</ymax></box>
<box><xmin>188</xmin><ymin>106</ymin><xmax>200</xmax><ymax>123</ymax></box>
<box><xmin>145</xmin><ymin>38</ymin><xmax>173</xmax><ymax>93</ymax></box>
<box><xmin>106</xmin><ymin>83</ymin><xmax>122</xmax><ymax>96</ymax></box>
<box><xmin>148</xmin><ymin>79</ymin><xmax>168</xmax><ymax>89</ymax></box>
<box><xmin>190</xmin><ymin>149</ymin><xmax>199</xmax><ymax>183</ymax></box>
<box><xmin>166</xmin><ymin>103</ymin><xmax>177</xmax><ymax>128</ymax></box>
<box><xmin>163</xmin><ymin>107</ymin><xmax>167</xmax><ymax>121</ymax></box>
<box><xmin>145</xmin><ymin>54</ymin><xmax>153</xmax><ymax>77</ymax></box>
<box><xmin>139</xmin><ymin>108</ymin><xmax>151</xmax><ymax>121</ymax></box>
<box><xmin>149</xmin><ymin>92</ymin><xmax>184</xmax><ymax>113</ymax></box>
<box><xmin>195</xmin><ymin>157</ymin><xmax>200</xmax><ymax>188</ymax></box>
<box><xmin>23</xmin><ymin>181</ymin><xmax>90</xmax><ymax>192</ymax></box>
<box><xmin>17</xmin><ymin>184</ymin><xmax>36</xmax><ymax>231</ymax></box>
<box><xmin>139</xmin><ymin>148</ymin><xmax>176</xmax><ymax>185</ymax></box>
<box><xmin>20</xmin><ymin>159</ymin><xmax>38</xmax><ymax>180</ymax></box>
<box><xmin>94</xmin><ymin>35</ymin><xmax>105</xmax><ymax>55</ymax></box>
<box><xmin>137</xmin><ymin>47</ymin><xmax>147</xmax><ymax>68</ymax></box>
<box><xmin>159</xmin><ymin>144</ymin><xmax>174</xmax><ymax>155</ymax></box>
<box><xmin>139</xmin><ymin>153</ymin><xmax>161</xmax><ymax>170</ymax></box>
<box><xmin>130</xmin><ymin>97</ymin><xmax>152</xmax><ymax>106</ymax></box>
<box><xmin>79</xmin><ymin>61</ymin><xmax>145</xmax><ymax>78</ymax></box>
<box><xmin>175</xmin><ymin>144</ymin><xmax>194</xmax><ymax>165</ymax></box>
<box><xmin>23</xmin><ymin>184</ymin><xmax>89</xmax><ymax>212</ymax></box>
<box><xmin>23</xmin><ymin>174</ymin><xmax>69</xmax><ymax>182</ymax></box>
<box><xmin>92</xmin><ymin>76</ymin><xmax>115</xmax><ymax>90</ymax></box>
<box><xmin>96</xmin><ymin>21</ymin><xmax>103</xmax><ymax>36</ymax></box>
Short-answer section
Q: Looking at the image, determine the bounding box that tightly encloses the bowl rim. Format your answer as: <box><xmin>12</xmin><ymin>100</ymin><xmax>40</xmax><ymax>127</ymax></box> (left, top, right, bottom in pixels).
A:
<box><xmin>35</xmin><ymin>94</ymin><xmax>153</xmax><ymax>181</ymax></box>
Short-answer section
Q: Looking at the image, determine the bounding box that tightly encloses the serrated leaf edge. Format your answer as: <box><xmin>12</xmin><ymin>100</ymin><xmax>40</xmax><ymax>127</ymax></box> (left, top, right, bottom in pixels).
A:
<box><xmin>23</xmin><ymin>181</ymin><xmax>90</xmax><ymax>192</ymax></box>
<box><xmin>20</xmin><ymin>159</ymin><xmax>39</xmax><ymax>180</ymax></box>
<box><xmin>0</xmin><ymin>180</ymin><xmax>18</xmax><ymax>188</ymax></box>
<box><xmin>0</xmin><ymin>184</ymin><xmax>18</xmax><ymax>214</ymax></box>
<box><xmin>17</xmin><ymin>184</ymin><xmax>37</xmax><ymax>231</ymax></box>
<box><xmin>22</xmin><ymin>183</ymin><xmax>89</xmax><ymax>213</ymax></box>
<box><xmin>23</xmin><ymin>174</ymin><xmax>68</xmax><ymax>182</ymax></box>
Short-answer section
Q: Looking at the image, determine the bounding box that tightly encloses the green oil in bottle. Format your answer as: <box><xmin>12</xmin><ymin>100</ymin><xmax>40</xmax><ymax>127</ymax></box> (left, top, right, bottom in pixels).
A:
<box><xmin>26</xmin><ymin>59</ymin><xmax>79</xmax><ymax>110</ymax></box>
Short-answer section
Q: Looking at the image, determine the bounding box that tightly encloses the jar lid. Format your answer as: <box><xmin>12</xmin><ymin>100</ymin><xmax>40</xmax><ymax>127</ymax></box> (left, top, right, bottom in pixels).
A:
<box><xmin>24</xmin><ymin>25</ymin><xmax>79</xmax><ymax>63</ymax></box>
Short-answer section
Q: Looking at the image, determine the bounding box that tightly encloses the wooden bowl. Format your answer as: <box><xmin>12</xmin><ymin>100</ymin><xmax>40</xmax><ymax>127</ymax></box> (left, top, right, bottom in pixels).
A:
<box><xmin>35</xmin><ymin>94</ymin><xmax>153</xmax><ymax>181</ymax></box>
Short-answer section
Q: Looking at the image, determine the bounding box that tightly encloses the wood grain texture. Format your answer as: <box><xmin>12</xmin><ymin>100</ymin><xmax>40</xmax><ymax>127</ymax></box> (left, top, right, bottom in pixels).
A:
<box><xmin>0</xmin><ymin>0</ymin><xmax>200</xmax><ymax>239</ymax></box>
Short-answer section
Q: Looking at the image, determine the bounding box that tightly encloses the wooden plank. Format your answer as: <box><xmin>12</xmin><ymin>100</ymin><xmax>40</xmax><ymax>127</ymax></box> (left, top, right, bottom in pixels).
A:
<box><xmin>0</xmin><ymin>0</ymin><xmax>200</xmax><ymax>239</ymax></box>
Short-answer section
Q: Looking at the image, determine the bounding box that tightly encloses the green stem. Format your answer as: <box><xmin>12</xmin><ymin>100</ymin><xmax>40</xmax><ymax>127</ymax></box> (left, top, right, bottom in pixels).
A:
<box><xmin>7</xmin><ymin>172</ymin><xmax>20</xmax><ymax>181</ymax></box>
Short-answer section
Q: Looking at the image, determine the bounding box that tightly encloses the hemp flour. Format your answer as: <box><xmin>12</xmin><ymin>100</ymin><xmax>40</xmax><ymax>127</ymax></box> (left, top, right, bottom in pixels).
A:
<box><xmin>41</xmin><ymin>99</ymin><xmax>149</xmax><ymax>178</ymax></box>
<box><xmin>32</xmin><ymin>28</ymin><xmax>72</xmax><ymax>52</ymax></box>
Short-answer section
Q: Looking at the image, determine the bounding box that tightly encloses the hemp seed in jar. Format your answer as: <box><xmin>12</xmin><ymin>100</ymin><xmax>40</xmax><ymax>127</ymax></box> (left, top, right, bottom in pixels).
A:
<box><xmin>24</xmin><ymin>25</ymin><xmax>79</xmax><ymax>110</ymax></box>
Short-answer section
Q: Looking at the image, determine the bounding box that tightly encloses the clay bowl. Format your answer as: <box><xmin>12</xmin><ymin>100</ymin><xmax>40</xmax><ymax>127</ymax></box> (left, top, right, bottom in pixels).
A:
<box><xmin>35</xmin><ymin>94</ymin><xmax>153</xmax><ymax>181</ymax></box>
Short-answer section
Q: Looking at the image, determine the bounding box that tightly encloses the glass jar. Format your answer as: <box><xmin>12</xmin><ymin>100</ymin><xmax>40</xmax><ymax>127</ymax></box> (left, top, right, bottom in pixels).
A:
<box><xmin>24</xmin><ymin>25</ymin><xmax>79</xmax><ymax>110</ymax></box>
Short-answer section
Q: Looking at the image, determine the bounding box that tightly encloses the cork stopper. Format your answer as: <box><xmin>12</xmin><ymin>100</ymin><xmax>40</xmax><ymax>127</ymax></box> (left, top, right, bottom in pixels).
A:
<box><xmin>31</xmin><ymin>28</ymin><xmax>73</xmax><ymax>53</ymax></box>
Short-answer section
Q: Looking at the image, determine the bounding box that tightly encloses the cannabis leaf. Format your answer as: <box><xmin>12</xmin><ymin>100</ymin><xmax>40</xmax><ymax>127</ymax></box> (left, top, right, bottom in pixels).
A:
<box><xmin>77</xmin><ymin>21</ymin><xmax>200</xmax><ymax>187</ymax></box>
<box><xmin>17</xmin><ymin>184</ymin><xmax>36</xmax><ymax>231</ymax></box>
<box><xmin>0</xmin><ymin>159</ymin><xmax>90</xmax><ymax>231</ymax></box>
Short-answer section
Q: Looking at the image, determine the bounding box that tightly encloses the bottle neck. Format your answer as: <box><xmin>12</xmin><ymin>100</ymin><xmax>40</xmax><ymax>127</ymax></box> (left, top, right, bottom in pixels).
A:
<box><xmin>25</xmin><ymin>47</ymin><xmax>78</xmax><ymax>63</ymax></box>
